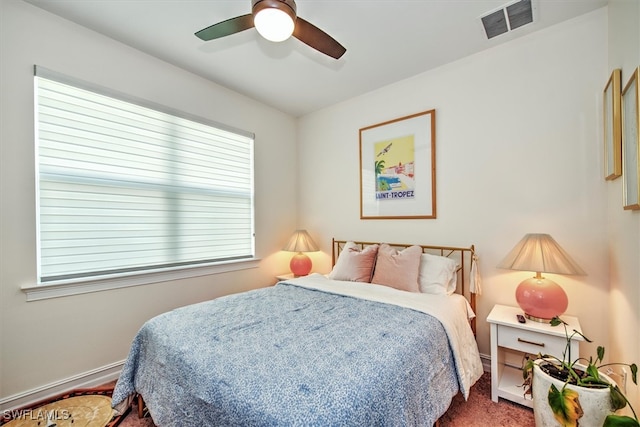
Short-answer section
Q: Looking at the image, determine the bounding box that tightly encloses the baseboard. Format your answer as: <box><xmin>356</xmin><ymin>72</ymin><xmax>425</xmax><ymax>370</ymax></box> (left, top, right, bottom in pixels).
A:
<box><xmin>480</xmin><ymin>352</ymin><xmax>491</xmax><ymax>372</ymax></box>
<box><xmin>0</xmin><ymin>360</ymin><xmax>124</xmax><ymax>412</ymax></box>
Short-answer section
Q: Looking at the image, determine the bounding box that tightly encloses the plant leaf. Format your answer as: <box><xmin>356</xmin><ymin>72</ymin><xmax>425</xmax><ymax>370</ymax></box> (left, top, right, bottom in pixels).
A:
<box><xmin>610</xmin><ymin>385</ymin><xmax>628</xmax><ymax>412</ymax></box>
<box><xmin>523</xmin><ymin>358</ymin><xmax>535</xmax><ymax>380</ymax></box>
<box><xmin>548</xmin><ymin>384</ymin><xmax>584</xmax><ymax>427</ymax></box>
<box><xmin>597</xmin><ymin>346</ymin><xmax>605</xmax><ymax>362</ymax></box>
<box><xmin>586</xmin><ymin>364</ymin><xmax>601</xmax><ymax>382</ymax></box>
<box><xmin>631</xmin><ymin>364</ymin><xmax>638</xmax><ymax>385</ymax></box>
<box><xmin>572</xmin><ymin>329</ymin><xmax>593</xmax><ymax>343</ymax></box>
<box><xmin>603</xmin><ymin>414</ymin><xmax>640</xmax><ymax>427</ymax></box>
<box><xmin>550</xmin><ymin>317</ymin><xmax>564</xmax><ymax>327</ymax></box>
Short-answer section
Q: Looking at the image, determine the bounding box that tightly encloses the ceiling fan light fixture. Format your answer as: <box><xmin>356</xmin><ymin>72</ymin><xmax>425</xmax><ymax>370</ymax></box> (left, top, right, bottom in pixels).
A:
<box><xmin>197</xmin><ymin>0</ymin><xmax>345</xmax><ymax>59</ymax></box>
<box><xmin>253</xmin><ymin>0</ymin><xmax>296</xmax><ymax>42</ymax></box>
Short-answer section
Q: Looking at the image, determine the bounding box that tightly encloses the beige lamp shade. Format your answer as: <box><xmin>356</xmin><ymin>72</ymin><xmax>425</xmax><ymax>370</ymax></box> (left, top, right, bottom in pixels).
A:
<box><xmin>498</xmin><ymin>233</ymin><xmax>585</xmax><ymax>322</ymax></box>
<box><xmin>283</xmin><ymin>230</ymin><xmax>319</xmax><ymax>276</ymax></box>
<box><xmin>283</xmin><ymin>229</ymin><xmax>319</xmax><ymax>253</ymax></box>
<box><xmin>497</xmin><ymin>233</ymin><xmax>585</xmax><ymax>276</ymax></box>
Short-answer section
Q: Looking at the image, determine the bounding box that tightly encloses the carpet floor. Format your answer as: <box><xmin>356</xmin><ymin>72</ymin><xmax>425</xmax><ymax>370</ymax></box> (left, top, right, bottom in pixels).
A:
<box><xmin>114</xmin><ymin>372</ymin><xmax>534</xmax><ymax>426</ymax></box>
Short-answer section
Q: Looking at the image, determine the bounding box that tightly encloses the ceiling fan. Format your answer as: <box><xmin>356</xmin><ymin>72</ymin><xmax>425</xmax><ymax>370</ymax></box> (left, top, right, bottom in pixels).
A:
<box><xmin>195</xmin><ymin>0</ymin><xmax>346</xmax><ymax>59</ymax></box>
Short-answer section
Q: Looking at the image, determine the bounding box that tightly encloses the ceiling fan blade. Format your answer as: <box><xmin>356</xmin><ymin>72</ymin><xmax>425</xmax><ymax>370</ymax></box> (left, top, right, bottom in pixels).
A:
<box><xmin>293</xmin><ymin>17</ymin><xmax>346</xmax><ymax>59</ymax></box>
<box><xmin>195</xmin><ymin>14</ymin><xmax>254</xmax><ymax>41</ymax></box>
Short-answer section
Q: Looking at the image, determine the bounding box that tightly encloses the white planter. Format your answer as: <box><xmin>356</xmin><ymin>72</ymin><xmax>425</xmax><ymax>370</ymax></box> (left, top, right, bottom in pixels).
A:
<box><xmin>532</xmin><ymin>360</ymin><xmax>616</xmax><ymax>427</ymax></box>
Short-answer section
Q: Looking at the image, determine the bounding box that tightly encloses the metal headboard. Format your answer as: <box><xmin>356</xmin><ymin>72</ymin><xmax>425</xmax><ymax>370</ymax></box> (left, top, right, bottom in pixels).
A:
<box><xmin>332</xmin><ymin>238</ymin><xmax>478</xmax><ymax>336</ymax></box>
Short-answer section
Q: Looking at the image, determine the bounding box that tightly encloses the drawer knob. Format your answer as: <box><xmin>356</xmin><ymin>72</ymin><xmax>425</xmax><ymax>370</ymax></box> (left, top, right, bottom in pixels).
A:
<box><xmin>518</xmin><ymin>337</ymin><xmax>545</xmax><ymax>347</ymax></box>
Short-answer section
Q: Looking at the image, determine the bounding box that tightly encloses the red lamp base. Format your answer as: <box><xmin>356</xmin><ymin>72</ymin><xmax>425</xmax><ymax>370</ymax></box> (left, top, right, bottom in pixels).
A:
<box><xmin>516</xmin><ymin>276</ymin><xmax>568</xmax><ymax>323</ymax></box>
<box><xmin>290</xmin><ymin>252</ymin><xmax>312</xmax><ymax>277</ymax></box>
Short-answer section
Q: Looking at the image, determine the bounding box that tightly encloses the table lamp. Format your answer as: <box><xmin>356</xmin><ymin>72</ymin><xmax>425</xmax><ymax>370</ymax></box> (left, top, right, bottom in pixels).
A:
<box><xmin>283</xmin><ymin>229</ymin><xmax>319</xmax><ymax>276</ymax></box>
<box><xmin>497</xmin><ymin>233</ymin><xmax>586</xmax><ymax>322</ymax></box>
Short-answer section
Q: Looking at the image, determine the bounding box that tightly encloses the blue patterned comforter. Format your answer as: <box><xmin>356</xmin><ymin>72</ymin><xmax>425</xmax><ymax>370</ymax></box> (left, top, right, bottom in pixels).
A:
<box><xmin>112</xmin><ymin>276</ymin><xmax>481</xmax><ymax>426</ymax></box>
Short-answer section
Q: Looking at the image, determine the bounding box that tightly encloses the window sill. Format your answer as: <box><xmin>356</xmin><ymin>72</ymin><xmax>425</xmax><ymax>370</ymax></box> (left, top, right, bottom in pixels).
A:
<box><xmin>22</xmin><ymin>258</ymin><xmax>261</xmax><ymax>301</ymax></box>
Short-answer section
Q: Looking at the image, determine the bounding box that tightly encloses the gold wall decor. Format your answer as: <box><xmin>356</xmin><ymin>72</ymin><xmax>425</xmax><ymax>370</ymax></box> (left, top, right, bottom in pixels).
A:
<box><xmin>622</xmin><ymin>67</ymin><xmax>640</xmax><ymax>210</ymax></box>
<box><xmin>604</xmin><ymin>69</ymin><xmax>622</xmax><ymax>180</ymax></box>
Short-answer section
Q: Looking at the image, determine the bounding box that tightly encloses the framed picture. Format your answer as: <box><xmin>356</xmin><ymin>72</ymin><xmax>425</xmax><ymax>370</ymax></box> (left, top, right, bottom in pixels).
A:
<box><xmin>359</xmin><ymin>109</ymin><xmax>436</xmax><ymax>219</ymax></box>
<box><xmin>622</xmin><ymin>67</ymin><xmax>640</xmax><ymax>210</ymax></box>
<box><xmin>603</xmin><ymin>69</ymin><xmax>622</xmax><ymax>180</ymax></box>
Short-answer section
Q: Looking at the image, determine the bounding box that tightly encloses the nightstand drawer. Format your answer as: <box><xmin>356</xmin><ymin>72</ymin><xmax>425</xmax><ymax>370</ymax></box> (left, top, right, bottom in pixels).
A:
<box><xmin>498</xmin><ymin>326</ymin><xmax>566</xmax><ymax>357</ymax></box>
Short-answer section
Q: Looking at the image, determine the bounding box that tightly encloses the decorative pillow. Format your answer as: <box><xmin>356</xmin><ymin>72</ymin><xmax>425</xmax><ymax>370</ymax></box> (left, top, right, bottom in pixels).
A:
<box><xmin>328</xmin><ymin>242</ymin><xmax>379</xmax><ymax>282</ymax></box>
<box><xmin>370</xmin><ymin>244</ymin><xmax>422</xmax><ymax>292</ymax></box>
<box><xmin>418</xmin><ymin>253</ymin><xmax>459</xmax><ymax>295</ymax></box>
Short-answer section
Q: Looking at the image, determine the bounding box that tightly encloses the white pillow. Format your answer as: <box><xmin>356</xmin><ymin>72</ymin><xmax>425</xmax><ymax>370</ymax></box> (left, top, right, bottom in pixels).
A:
<box><xmin>418</xmin><ymin>253</ymin><xmax>459</xmax><ymax>295</ymax></box>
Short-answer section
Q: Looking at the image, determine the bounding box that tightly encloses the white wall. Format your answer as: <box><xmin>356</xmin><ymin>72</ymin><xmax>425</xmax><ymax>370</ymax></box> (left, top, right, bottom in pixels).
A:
<box><xmin>298</xmin><ymin>8</ymin><xmax>611</xmax><ymax>367</ymax></box>
<box><xmin>607</xmin><ymin>0</ymin><xmax>640</xmax><ymax>410</ymax></box>
<box><xmin>0</xmin><ymin>0</ymin><xmax>297</xmax><ymax>404</ymax></box>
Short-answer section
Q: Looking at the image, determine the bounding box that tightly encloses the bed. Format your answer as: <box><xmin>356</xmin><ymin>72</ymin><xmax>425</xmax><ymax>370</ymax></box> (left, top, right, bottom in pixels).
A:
<box><xmin>111</xmin><ymin>239</ymin><xmax>484</xmax><ymax>426</ymax></box>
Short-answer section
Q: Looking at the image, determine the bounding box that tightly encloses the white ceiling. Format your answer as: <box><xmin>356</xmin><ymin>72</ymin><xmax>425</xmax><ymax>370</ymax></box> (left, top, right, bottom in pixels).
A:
<box><xmin>24</xmin><ymin>0</ymin><xmax>607</xmax><ymax>117</ymax></box>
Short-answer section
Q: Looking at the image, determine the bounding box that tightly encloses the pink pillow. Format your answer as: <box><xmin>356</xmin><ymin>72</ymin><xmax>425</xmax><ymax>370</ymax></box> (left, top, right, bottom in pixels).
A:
<box><xmin>371</xmin><ymin>244</ymin><xmax>422</xmax><ymax>292</ymax></box>
<box><xmin>328</xmin><ymin>242</ymin><xmax>379</xmax><ymax>282</ymax></box>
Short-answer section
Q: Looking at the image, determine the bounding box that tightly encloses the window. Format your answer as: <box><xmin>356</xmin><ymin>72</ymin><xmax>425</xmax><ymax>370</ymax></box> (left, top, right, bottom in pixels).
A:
<box><xmin>34</xmin><ymin>66</ymin><xmax>255</xmax><ymax>286</ymax></box>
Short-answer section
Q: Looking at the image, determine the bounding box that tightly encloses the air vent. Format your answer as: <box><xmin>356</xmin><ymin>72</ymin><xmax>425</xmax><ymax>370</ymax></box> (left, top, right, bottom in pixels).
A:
<box><xmin>481</xmin><ymin>9</ymin><xmax>508</xmax><ymax>39</ymax></box>
<box><xmin>481</xmin><ymin>0</ymin><xmax>533</xmax><ymax>39</ymax></box>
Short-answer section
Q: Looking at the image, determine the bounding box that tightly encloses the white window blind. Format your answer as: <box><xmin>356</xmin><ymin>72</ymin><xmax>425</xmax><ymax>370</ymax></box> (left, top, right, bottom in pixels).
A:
<box><xmin>34</xmin><ymin>66</ymin><xmax>255</xmax><ymax>284</ymax></box>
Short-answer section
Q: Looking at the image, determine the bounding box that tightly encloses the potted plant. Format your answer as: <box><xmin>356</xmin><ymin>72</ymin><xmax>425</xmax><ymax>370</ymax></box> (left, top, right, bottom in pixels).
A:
<box><xmin>522</xmin><ymin>317</ymin><xmax>638</xmax><ymax>427</ymax></box>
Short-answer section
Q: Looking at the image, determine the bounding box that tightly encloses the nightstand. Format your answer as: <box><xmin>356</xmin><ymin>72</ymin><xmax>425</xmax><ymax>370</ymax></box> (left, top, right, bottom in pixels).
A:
<box><xmin>487</xmin><ymin>304</ymin><xmax>583</xmax><ymax>408</ymax></box>
<box><xmin>275</xmin><ymin>273</ymin><xmax>295</xmax><ymax>281</ymax></box>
